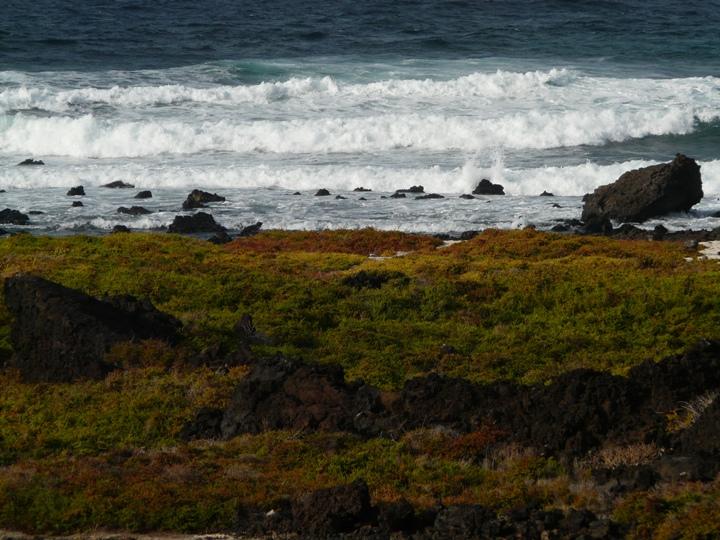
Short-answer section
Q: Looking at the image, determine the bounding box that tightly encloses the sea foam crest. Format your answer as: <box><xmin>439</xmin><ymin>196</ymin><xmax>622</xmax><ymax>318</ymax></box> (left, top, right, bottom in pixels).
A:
<box><xmin>0</xmin><ymin>106</ymin><xmax>714</xmax><ymax>157</ymax></box>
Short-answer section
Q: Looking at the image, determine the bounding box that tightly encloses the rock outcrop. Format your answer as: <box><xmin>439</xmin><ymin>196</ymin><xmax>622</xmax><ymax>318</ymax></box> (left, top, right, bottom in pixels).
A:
<box><xmin>582</xmin><ymin>154</ymin><xmax>702</xmax><ymax>223</ymax></box>
<box><xmin>67</xmin><ymin>186</ymin><xmax>85</xmax><ymax>196</ymax></box>
<box><xmin>167</xmin><ymin>212</ymin><xmax>225</xmax><ymax>234</ymax></box>
<box><xmin>3</xmin><ymin>275</ymin><xmax>181</xmax><ymax>382</ymax></box>
<box><xmin>182</xmin><ymin>189</ymin><xmax>226</xmax><ymax>210</ymax></box>
<box><xmin>472</xmin><ymin>179</ymin><xmax>505</xmax><ymax>195</ymax></box>
<box><xmin>0</xmin><ymin>208</ymin><xmax>29</xmax><ymax>225</ymax></box>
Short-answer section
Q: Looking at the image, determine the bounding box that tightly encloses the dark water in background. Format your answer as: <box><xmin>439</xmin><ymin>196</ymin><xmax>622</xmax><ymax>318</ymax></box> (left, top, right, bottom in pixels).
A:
<box><xmin>2</xmin><ymin>0</ymin><xmax>719</xmax><ymax>74</ymax></box>
<box><xmin>1</xmin><ymin>0</ymin><xmax>719</xmax><ymax>233</ymax></box>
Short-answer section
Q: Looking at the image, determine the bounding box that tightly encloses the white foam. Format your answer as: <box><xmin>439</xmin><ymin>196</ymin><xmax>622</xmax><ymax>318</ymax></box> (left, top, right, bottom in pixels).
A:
<box><xmin>2</xmin><ymin>158</ymin><xmax>719</xmax><ymax>196</ymax></box>
<box><xmin>0</xmin><ymin>105</ymin><xmax>712</xmax><ymax>158</ymax></box>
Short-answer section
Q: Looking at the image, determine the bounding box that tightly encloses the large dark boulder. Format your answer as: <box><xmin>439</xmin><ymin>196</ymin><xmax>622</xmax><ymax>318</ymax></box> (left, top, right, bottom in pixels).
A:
<box><xmin>3</xmin><ymin>275</ymin><xmax>182</xmax><ymax>382</ymax></box>
<box><xmin>182</xmin><ymin>189</ymin><xmax>226</xmax><ymax>210</ymax></box>
<box><xmin>472</xmin><ymin>179</ymin><xmax>505</xmax><ymax>195</ymax></box>
<box><xmin>582</xmin><ymin>154</ymin><xmax>702</xmax><ymax>223</ymax></box>
<box><xmin>67</xmin><ymin>186</ymin><xmax>85</xmax><ymax>196</ymax></box>
<box><xmin>167</xmin><ymin>212</ymin><xmax>225</xmax><ymax>234</ymax></box>
<box><xmin>0</xmin><ymin>209</ymin><xmax>29</xmax><ymax>225</ymax></box>
<box><xmin>134</xmin><ymin>190</ymin><xmax>152</xmax><ymax>199</ymax></box>
<box><xmin>292</xmin><ymin>480</ymin><xmax>376</xmax><ymax>536</ymax></box>
<box><xmin>220</xmin><ymin>357</ymin><xmax>383</xmax><ymax>438</ymax></box>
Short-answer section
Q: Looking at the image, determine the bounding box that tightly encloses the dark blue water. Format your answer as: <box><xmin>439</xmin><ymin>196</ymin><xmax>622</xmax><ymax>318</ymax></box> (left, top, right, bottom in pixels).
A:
<box><xmin>2</xmin><ymin>0</ymin><xmax>719</xmax><ymax>74</ymax></box>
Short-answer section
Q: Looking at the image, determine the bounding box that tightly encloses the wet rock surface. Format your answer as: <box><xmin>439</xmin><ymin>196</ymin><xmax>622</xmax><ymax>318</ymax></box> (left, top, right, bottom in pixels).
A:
<box><xmin>102</xmin><ymin>181</ymin><xmax>134</xmax><ymax>189</ymax></box>
<box><xmin>582</xmin><ymin>154</ymin><xmax>703</xmax><ymax>224</ymax></box>
<box><xmin>3</xmin><ymin>275</ymin><xmax>181</xmax><ymax>382</ymax></box>
<box><xmin>134</xmin><ymin>190</ymin><xmax>152</xmax><ymax>199</ymax></box>
<box><xmin>117</xmin><ymin>206</ymin><xmax>151</xmax><ymax>215</ymax></box>
<box><xmin>66</xmin><ymin>186</ymin><xmax>85</xmax><ymax>196</ymax></box>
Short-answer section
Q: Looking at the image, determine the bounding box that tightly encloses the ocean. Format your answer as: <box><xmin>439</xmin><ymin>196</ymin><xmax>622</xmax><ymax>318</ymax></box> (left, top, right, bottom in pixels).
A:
<box><xmin>1</xmin><ymin>0</ymin><xmax>720</xmax><ymax>234</ymax></box>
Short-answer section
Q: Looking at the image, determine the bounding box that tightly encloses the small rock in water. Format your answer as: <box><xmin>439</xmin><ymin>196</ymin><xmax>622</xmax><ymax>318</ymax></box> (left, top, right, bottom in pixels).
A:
<box><xmin>335</xmin><ymin>195</ymin><xmax>347</xmax><ymax>200</ymax></box>
<box><xmin>459</xmin><ymin>194</ymin><xmax>475</xmax><ymax>199</ymax></box>
<box><xmin>112</xmin><ymin>225</ymin><xmax>131</xmax><ymax>234</ymax></box>
<box><xmin>390</xmin><ymin>192</ymin><xmax>406</xmax><ymax>199</ymax></box>
<box><xmin>0</xmin><ymin>208</ymin><xmax>30</xmax><ymax>225</ymax></box>
<box><xmin>353</xmin><ymin>186</ymin><xmax>372</xmax><ymax>192</ymax></box>
<box><xmin>134</xmin><ymin>190</ymin><xmax>152</xmax><ymax>199</ymax></box>
<box><xmin>540</xmin><ymin>190</ymin><xmax>554</xmax><ymax>196</ymax></box>
<box><xmin>315</xmin><ymin>189</ymin><xmax>331</xmax><ymax>196</ymax></box>
<box><xmin>182</xmin><ymin>189</ymin><xmax>226</xmax><ymax>209</ymax></box>
<box><xmin>102</xmin><ymin>180</ymin><xmax>134</xmax><ymax>189</ymax></box>
<box><xmin>28</xmin><ymin>210</ymin><xmax>44</xmax><ymax>215</ymax></box>
<box><xmin>117</xmin><ymin>206</ymin><xmax>151</xmax><ymax>215</ymax></box>
<box><xmin>17</xmin><ymin>158</ymin><xmax>44</xmax><ymax>166</ymax></box>
<box><xmin>67</xmin><ymin>186</ymin><xmax>85</xmax><ymax>196</ymax></box>
<box><xmin>0</xmin><ymin>190</ymin><xmax>6</xmax><ymax>193</ymax></box>
<box><xmin>358</xmin><ymin>197</ymin><xmax>367</xmax><ymax>201</ymax></box>
<box><xmin>292</xmin><ymin>191</ymin><xmax>302</xmax><ymax>195</ymax></box>
<box><xmin>416</xmin><ymin>193</ymin><xmax>444</xmax><ymax>200</ymax></box>
<box><xmin>472</xmin><ymin>179</ymin><xmax>505</xmax><ymax>195</ymax></box>
<box><xmin>238</xmin><ymin>221</ymin><xmax>263</xmax><ymax>237</ymax></box>
<box><xmin>72</xmin><ymin>201</ymin><xmax>84</xmax><ymax>207</ymax></box>
<box><xmin>552</xmin><ymin>203</ymin><xmax>562</xmax><ymax>208</ymax></box>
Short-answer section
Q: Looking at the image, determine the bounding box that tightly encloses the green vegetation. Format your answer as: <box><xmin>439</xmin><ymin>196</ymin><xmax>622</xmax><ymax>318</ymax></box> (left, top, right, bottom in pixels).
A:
<box><xmin>0</xmin><ymin>229</ymin><xmax>718</xmax><ymax>535</ymax></box>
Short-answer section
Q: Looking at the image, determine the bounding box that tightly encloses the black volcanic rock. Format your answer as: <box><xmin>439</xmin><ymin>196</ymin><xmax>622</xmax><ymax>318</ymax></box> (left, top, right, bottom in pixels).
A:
<box><xmin>416</xmin><ymin>193</ymin><xmax>444</xmax><ymax>200</ymax></box>
<box><xmin>472</xmin><ymin>179</ymin><xmax>505</xmax><ymax>195</ymax></box>
<box><xmin>315</xmin><ymin>188</ymin><xmax>331</xmax><ymax>196</ymax></box>
<box><xmin>353</xmin><ymin>187</ymin><xmax>372</xmax><ymax>192</ymax></box>
<box><xmin>540</xmin><ymin>190</ymin><xmax>554</xmax><ymax>196</ymax></box>
<box><xmin>67</xmin><ymin>186</ymin><xmax>85</xmax><ymax>196</ymax></box>
<box><xmin>582</xmin><ymin>154</ymin><xmax>703</xmax><ymax>223</ymax></box>
<box><xmin>292</xmin><ymin>480</ymin><xmax>376</xmax><ymax>536</ymax></box>
<box><xmin>0</xmin><ymin>208</ymin><xmax>29</xmax><ymax>225</ymax></box>
<box><xmin>182</xmin><ymin>189</ymin><xmax>226</xmax><ymax>210</ymax></box>
<box><xmin>167</xmin><ymin>212</ymin><xmax>225</xmax><ymax>234</ymax></box>
<box><xmin>72</xmin><ymin>201</ymin><xmax>84</xmax><ymax>207</ymax></box>
<box><xmin>3</xmin><ymin>275</ymin><xmax>181</xmax><ymax>382</ymax></box>
<box><xmin>134</xmin><ymin>190</ymin><xmax>152</xmax><ymax>199</ymax></box>
<box><xmin>460</xmin><ymin>194</ymin><xmax>476</xmax><ymax>199</ymax></box>
<box><xmin>17</xmin><ymin>158</ymin><xmax>44</xmax><ymax>166</ymax></box>
<box><xmin>220</xmin><ymin>356</ymin><xmax>383</xmax><ymax>438</ymax></box>
<box><xmin>102</xmin><ymin>180</ymin><xmax>134</xmax><ymax>189</ymax></box>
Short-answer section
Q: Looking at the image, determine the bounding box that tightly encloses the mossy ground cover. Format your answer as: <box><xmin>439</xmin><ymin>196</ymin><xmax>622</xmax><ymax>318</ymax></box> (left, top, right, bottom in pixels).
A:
<box><xmin>0</xmin><ymin>229</ymin><xmax>718</xmax><ymax>535</ymax></box>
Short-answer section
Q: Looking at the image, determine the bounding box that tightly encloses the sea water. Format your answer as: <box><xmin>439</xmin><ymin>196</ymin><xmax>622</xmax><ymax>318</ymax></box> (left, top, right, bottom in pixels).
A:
<box><xmin>1</xmin><ymin>0</ymin><xmax>719</xmax><ymax>234</ymax></box>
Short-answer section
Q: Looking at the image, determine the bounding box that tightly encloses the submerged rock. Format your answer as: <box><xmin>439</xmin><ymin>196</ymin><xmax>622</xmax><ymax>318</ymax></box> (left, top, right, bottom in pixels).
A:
<box><xmin>17</xmin><ymin>158</ymin><xmax>44</xmax><ymax>166</ymax></box>
<box><xmin>72</xmin><ymin>201</ymin><xmax>84</xmax><ymax>207</ymax></box>
<box><xmin>167</xmin><ymin>212</ymin><xmax>225</xmax><ymax>234</ymax></box>
<box><xmin>182</xmin><ymin>189</ymin><xmax>226</xmax><ymax>210</ymax></box>
<box><xmin>396</xmin><ymin>185</ymin><xmax>424</xmax><ymax>194</ymax></box>
<box><xmin>472</xmin><ymin>179</ymin><xmax>505</xmax><ymax>195</ymax></box>
<box><xmin>460</xmin><ymin>194</ymin><xmax>476</xmax><ymax>199</ymax></box>
<box><xmin>0</xmin><ymin>208</ymin><xmax>29</xmax><ymax>225</ymax></box>
<box><xmin>102</xmin><ymin>180</ymin><xmax>134</xmax><ymax>189</ymax></box>
<box><xmin>67</xmin><ymin>186</ymin><xmax>85</xmax><ymax>196</ymax></box>
<box><xmin>134</xmin><ymin>190</ymin><xmax>153</xmax><ymax>199</ymax></box>
<box><xmin>416</xmin><ymin>193</ymin><xmax>444</xmax><ymax>200</ymax></box>
<box><xmin>117</xmin><ymin>206</ymin><xmax>151</xmax><ymax>215</ymax></box>
<box><xmin>582</xmin><ymin>154</ymin><xmax>702</xmax><ymax>223</ymax></box>
<box><xmin>3</xmin><ymin>275</ymin><xmax>181</xmax><ymax>382</ymax></box>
